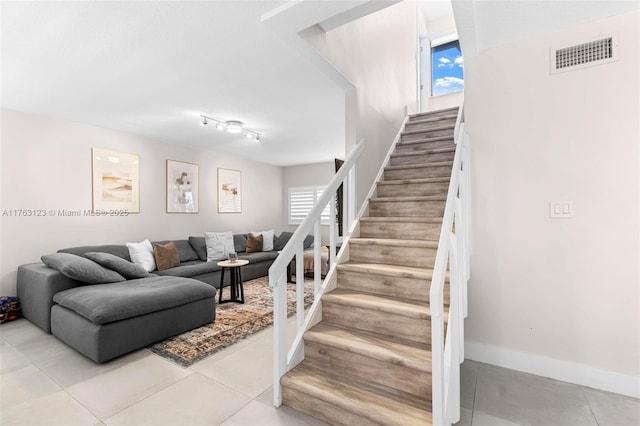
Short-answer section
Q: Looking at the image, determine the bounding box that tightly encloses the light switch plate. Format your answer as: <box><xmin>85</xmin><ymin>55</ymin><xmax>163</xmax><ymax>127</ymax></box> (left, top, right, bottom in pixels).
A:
<box><xmin>550</xmin><ymin>200</ymin><xmax>573</xmax><ymax>218</ymax></box>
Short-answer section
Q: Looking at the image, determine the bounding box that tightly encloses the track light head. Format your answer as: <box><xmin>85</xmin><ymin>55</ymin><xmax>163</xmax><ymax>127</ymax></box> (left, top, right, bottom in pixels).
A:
<box><xmin>200</xmin><ymin>117</ymin><xmax>208</xmax><ymax>126</ymax></box>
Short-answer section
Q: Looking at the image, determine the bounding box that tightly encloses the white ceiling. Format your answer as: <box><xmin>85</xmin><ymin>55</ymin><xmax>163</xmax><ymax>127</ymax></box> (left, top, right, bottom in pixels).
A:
<box><xmin>1</xmin><ymin>1</ymin><xmax>352</xmax><ymax>166</ymax></box>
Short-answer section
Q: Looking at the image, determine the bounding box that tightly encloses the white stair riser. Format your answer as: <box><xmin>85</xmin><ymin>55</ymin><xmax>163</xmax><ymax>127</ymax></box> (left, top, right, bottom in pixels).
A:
<box><xmin>390</xmin><ymin>151</ymin><xmax>454</xmax><ymax>166</ymax></box>
<box><xmin>395</xmin><ymin>139</ymin><xmax>454</xmax><ymax>153</ymax></box>
<box><xmin>376</xmin><ymin>181</ymin><xmax>449</xmax><ymax>197</ymax></box>
<box><xmin>304</xmin><ymin>341</ymin><xmax>432</xmax><ymax>400</ymax></box>
<box><xmin>369</xmin><ymin>200</ymin><xmax>445</xmax><ymax>218</ymax></box>
<box><xmin>359</xmin><ymin>220</ymin><xmax>443</xmax><ymax>240</ymax></box>
<box><xmin>384</xmin><ymin>165</ymin><xmax>451</xmax><ymax>180</ymax></box>
<box><xmin>322</xmin><ymin>302</ymin><xmax>431</xmax><ymax>345</ymax></box>
<box><xmin>349</xmin><ymin>242</ymin><xmax>437</xmax><ymax>268</ymax></box>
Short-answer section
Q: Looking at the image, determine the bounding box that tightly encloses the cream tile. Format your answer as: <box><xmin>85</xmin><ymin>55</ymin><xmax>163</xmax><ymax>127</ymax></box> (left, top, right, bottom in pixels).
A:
<box><xmin>0</xmin><ymin>318</ymin><xmax>49</xmax><ymax>346</ymax></box>
<box><xmin>1</xmin><ymin>390</ymin><xmax>102</xmax><ymax>426</ymax></box>
<box><xmin>471</xmin><ymin>411</ymin><xmax>523</xmax><ymax>426</ymax></box>
<box><xmin>0</xmin><ymin>365</ymin><xmax>60</xmax><ymax>410</ymax></box>
<box><xmin>188</xmin><ymin>329</ymin><xmax>268</xmax><ymax>372</ymax></box>
<box><xmin>256</xmin><ymin>387</ymin><xmax>328</xmax><ymax>426</ymax></box>
<box><xmin>455</xmin><ymin>407</ymin><xmax>472</xmax><ymax>426</ymax></box>
<box><xmin>198</xmin><ymin>338</ymin><xmax>273</xmax><ymax>398</ymax></box>
<box><xmin>222</xmin><ymin>400</ymin><xmax>317</xmax><ymax>426</ymax></box>
<box><xmin>583</xmin><ymin>387</ymin><xmax>640</xmax><ymax>426</ymax></box>
<box><xmin>0</xmin><ymin>339</ymin><xmax>30</xmax><ymax>374</ymax></box>
<box><xmin>474</xmin><ymin>364</ymin><xmax>597</xmax><ymax>426</ymax></box>
<box><xmin>37</xmin><ymin>347</ymin><xmax>151</xmax><ymax>388</ymax></box>
<box><xmin>460</xmin><ymin>360</ymin><xmax>478</xmax><ymax>410</ymax></box>
<box><xmin>104</xmin><ymin>373</ymin><xmax>251</xmax><ymax>426</ymax></box>
<box><xmin>66</xmin><ymin>353</ymin><xmax>191</xmax><ymax>420</ymax></box>
<box><xmin>13</xmin><ymin>333</ymin><xmax>76</xmax><ymax>363</ymax></box>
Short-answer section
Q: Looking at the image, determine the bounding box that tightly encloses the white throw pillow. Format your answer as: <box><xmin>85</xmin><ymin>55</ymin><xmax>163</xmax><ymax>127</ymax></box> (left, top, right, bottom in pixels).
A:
<box><xmin>252</xmin><ymin>229</ymin><xmax>275</xmax><ymax>251</ymax></box>
<box><xmin>205</xmin><ymin>231</ymin><xmax>235</xmax><ymax>261</ymax></box>
<box><xmin>125</xmin><ymin>239</ymin><xmax>156</xmax><ymax>272</ymax></box>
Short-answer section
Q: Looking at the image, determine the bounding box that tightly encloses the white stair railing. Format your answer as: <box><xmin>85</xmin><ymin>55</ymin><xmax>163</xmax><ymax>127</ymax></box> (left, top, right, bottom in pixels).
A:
<box><xmin>269</xmin><ymin>140</ymin><xmax>364</xmax><ymax>407</ymax></box>
<box><xmin>430</xmin><ymin>102</ymin><xmax>471</xmax><ymax>426</ymax></box>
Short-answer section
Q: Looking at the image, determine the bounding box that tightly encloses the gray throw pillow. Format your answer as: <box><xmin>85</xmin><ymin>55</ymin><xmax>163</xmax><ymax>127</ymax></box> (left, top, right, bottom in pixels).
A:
<box><xmin>85</xmin><ymin>252</ymin><xmax>149</xmax><ymax>279</ymax></box>
<box><xmin>274</xmin><ymin>232</ymin><xmax>294</xmax><ymax>251</ymax></box>
<box><xmin>42</xmin><ymin>253</ymin><xmax>126</xmax><ymax>284</ymax></box>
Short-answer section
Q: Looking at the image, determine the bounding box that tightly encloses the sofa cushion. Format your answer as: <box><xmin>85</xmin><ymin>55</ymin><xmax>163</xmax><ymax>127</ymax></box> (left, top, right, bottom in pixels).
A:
<box><xmin>239</xmin><ymin>251</ymin><xmax>278</xmax><ymax>263</ymax></box>
<box><xmin>154</xmin><ymin>260</ymin><xmax>220</xmax><ymax>278</ymax></box>
<box><xmin>153</xmin><ymin>242</ymin><xmax>181</xmax><ymax>271</ymax></box>
<box><xmin>188</xmin><ymin>236</ymin><xmax>207</xmax><ymax>261</ymax></box>
<box><xmin>246</xmin><ymin>233</ymin><xmax>263</xmax><ymax>253</ymax></box>
<box><xmin>126</xmin><ymin>239</ymin><xmax>156</xmax><ymax>272</ymax></box>
<box><xmin>85</xmin><ymin>252</ymin><xmax>149</xmax><ymax>279</ymax></box>
<box><xmin>274</xmin><ymin>232</ymin><xmax>293</xmax><ymax>251</ymax></box>
<box><xmin>252</xmin><ymin>229</ymin><xmax>275</xmax><ymax>251</ymax></box>
<box><xmin>152</xmin><ymin>240</ymin><xmax>199</xmax><ymax>262</ymax></box>
<box><xmin>205</xmin><ymin>231</ymin><xmax>234</xmax><ymax>261</ymax></box>
<box><xmin>58</xmin><ymin>245</ymin><xmax>131</xmax><ymax>261</ymax></box>
<box><xmin>42</xmin><ymin>253</ymin><xmax>126</xmax><ymax>284</ymax></box>
<box><xmin>52</xmin><ymin>276</ymin><xmax>216</xmax><ymax>325</ymax></box>
<box><xmin>234</xmin><ymin>234</ymin><xmax>247</xmax><ymax>253</ymax></box>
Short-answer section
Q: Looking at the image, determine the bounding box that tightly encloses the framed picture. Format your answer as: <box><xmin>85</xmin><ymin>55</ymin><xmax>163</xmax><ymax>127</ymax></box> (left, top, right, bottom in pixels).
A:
<box><xmin>218</xmin><ymin>168</ymin><xmax>242</xmax><ymax>213</ymax></box>
<box><xmin>167</xmin><ymin>160</ymin><xmax>199</xmax><ymax>213</ymax></box>
<box><xmin>92</xmin><ymin>148</ymin><xmax>140</xmax><ymax>213</ymax></box>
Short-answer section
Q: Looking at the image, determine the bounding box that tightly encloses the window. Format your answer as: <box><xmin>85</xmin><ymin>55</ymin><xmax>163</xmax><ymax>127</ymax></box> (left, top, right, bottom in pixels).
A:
<box><xmin>288</xmin><ymin>186</ymin><xmax>332</xmax><ymax>225</ymax></box>
<box><xmin>431</xmin><ymin>39</ymin><xmax>464</xmax><ymax>96</ymax></box>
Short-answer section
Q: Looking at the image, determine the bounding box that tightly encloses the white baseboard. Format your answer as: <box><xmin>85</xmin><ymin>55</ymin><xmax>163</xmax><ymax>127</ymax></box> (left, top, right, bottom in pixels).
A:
<box><xmin>465</xmin><ymin>340</ymin><xmax>640</xmax><ymax>399</ymax></box>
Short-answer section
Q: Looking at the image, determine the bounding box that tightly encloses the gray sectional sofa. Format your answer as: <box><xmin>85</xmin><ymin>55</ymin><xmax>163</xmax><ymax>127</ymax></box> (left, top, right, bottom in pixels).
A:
<box><xmin>17</xmin><ymin>232</ymin><xmax>300</xmax><ymax>363</ymax></box>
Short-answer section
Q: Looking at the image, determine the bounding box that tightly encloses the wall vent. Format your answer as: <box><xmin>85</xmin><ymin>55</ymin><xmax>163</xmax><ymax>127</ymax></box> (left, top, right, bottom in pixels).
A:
<box><xmin>550</xmin><ymin>35</ymin><xmax>618</xmax><ymax>74</ymax></box>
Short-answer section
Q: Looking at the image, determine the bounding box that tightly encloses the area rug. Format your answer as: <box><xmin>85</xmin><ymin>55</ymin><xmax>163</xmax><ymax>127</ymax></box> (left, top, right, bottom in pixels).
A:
<box><xmin>147</xmin><ymin>276</ymin><xmax>314</xmax><ymax>367</ymax></box>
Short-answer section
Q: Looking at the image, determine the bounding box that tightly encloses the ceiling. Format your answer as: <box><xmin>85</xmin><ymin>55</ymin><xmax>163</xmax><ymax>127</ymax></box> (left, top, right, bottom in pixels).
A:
<box><xmin>1</xmin><ymin>1</ymin><xmax>354</xmax><ymax>166</ymax></box>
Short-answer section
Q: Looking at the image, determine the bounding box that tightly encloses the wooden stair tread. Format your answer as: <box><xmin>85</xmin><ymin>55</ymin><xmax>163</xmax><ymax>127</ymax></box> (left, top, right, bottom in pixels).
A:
<box><xmin>407</xmin><ymin>114</ymin><xmax>458</xmax><ymax>125</ymax></box>
<box><xmin>283</xmin><ymin>364</ymin><xmax>433</xmax><ymax>425</ymax></box>
<box><xmin>378</xmin><ymin>177</ymin><xmax>450</xmax><ymax>186</ymax></box>
<box><xmin>409</xmin><ymin>107</ymin><xmax>458</xmax><ymax>118</ymax></box>
<box><xmin>360</xmin><ymin>216</ymin><xmax>443</xmax><ymax>223</ymax></box>
<box><xmin>396</xmin><ymin>136</ymin><xmax>454</xmax><ymax>145</ymax></box>
<box><xmin>350</xmin><ymin>237</ymin><xmax>439</xmax><ymax>248</ymax></box>
<box><xmin>339</xmin><ymin>262</ymin><xmax>451</xmax><ymax>282</ymax></box>
<box><xmin>306</xmin><ymin>323</ymin><xmax>432</xmax><ymax>372</ymax></box>
<box><xmin>323</xmin><ymin>289</ymin><xmax>429</xmax><ymax>318</ymax></box>
<box><xmin>385</xmin><ymin>161</ymin><xmax>453</xmax><ymax>171</ymax></box>
<box><xmin>391</xmin><ymin>147</ymin><xmax>455</xmax><ymax>158</ymax></box>
<box><xmin>371</xmin><ymin>195</ymin><xmax>447</xmax><ymax>203</ymax></box>
<box><xmin>402</xmin><ymin>125</ymin><xmax>455</xmax><ymax>136</ymax></box>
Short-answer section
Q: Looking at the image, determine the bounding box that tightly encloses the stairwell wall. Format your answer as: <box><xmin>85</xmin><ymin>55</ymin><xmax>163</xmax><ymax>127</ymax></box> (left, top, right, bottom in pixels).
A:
<box><xmin>301</xmin><ymin>1</ymin><xmax>420</xmax><ymax>210</ymax></box>
<box><xmin>463</xmin><ymin>10</ymin><xmax>640</xmax><ymax>396</ymax></box>
<box><xmin>0</xmin><ymin>109</ymin><xmax>286</xmax><ymax>295</ymax></box>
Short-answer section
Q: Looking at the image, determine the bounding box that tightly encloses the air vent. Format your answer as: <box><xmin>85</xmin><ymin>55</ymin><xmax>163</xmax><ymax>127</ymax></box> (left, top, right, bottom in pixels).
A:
<box><xmin>550</xmin><ymin>35</ymin><xmax>618</xmax><ymax>74</ymax></box>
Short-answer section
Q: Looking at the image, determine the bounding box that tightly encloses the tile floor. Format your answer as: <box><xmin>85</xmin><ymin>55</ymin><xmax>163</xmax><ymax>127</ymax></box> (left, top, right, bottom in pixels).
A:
<box><xmin>1</xmin><ymin>318</ymin><xmax>639</xmax><ymax>425</ymax></box>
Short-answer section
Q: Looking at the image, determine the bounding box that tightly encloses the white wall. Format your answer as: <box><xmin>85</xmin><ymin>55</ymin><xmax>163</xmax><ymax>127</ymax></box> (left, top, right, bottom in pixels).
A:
<box><xmin>0</xmin><ymin>109</ymin><xmax>285</xmax><ymax>295</ymax></box>
<box><xmin>464</xmin><ymin>10</ymin><xmax>639</xmax><ymax>396</ymax></box>
<box><xmin>282</xmin><ymin>161</ymin><xmax>335</xmax><ymax>242</ymax></box>
<box><xmin>302</xmin><ymin>0</ymin><xmax>419</xmax><ymax>209</ymax></box>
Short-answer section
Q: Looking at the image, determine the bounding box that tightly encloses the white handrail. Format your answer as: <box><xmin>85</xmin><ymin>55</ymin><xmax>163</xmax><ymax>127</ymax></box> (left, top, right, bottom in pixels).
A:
<box><xmin>270</xmin><ymin>139</ymin><xmax>365</xmax><ymax>407</ymax></box>
<box><xmin>430</xmin><ymin>101</ymin><xmax>470</xmax><ymax>425</ymax></box>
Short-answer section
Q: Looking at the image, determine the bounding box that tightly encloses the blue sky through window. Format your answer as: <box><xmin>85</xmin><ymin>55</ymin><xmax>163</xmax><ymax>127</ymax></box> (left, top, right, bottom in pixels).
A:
<box><xmin>432</xmin><ymin>40</ymin><xmax>464</xmax><ymax>96</ymax></box>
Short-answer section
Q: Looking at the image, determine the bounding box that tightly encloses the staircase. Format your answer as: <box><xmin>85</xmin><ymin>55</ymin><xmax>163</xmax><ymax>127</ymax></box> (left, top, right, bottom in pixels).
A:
<box><xmin>280</xmin><ymin>107</ymin><xmax>459</xmax><ymax>425</ymax></box>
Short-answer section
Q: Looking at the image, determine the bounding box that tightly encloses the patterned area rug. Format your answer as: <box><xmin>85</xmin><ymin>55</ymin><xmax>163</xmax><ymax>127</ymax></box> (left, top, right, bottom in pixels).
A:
<box><xmin>147</xmin><ymin>276</ymin><xmax>314</xmax><ymax>367</ymax></box>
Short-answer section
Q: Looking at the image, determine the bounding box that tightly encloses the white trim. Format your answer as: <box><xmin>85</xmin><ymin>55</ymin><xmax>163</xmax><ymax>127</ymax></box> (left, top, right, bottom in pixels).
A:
<box><xmin>431</xmin><ymin>32</ymin><xmax>459</xmax><ymax>47</ymax></box>
<box><xmin>465</xmin><ymin>340</ymin><xmax>640</xmax><ymax>399</ymax></box>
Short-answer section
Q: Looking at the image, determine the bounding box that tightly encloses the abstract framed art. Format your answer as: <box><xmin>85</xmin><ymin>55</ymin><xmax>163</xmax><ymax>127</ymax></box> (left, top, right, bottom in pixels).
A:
<box><xmin>217</xmin><ymin>168</ymin><xmax>242</xmax><ymax>213</ymax></box>
<box><xmin>91</xmin><ymin>148</ymin><xmax>140</xmax><ymax>213</ymax></box>
<box><xmin>167</xmin><ymin>160</ymin><xmax>199</xmax><ymax>213</ymax></box>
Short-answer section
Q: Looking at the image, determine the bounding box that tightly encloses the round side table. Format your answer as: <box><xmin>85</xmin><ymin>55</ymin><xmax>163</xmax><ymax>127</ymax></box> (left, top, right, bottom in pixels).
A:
<box><xmin>217</xmin><ymin>259</ymin><xmax>249</xmax><ymax>304</ymax></box>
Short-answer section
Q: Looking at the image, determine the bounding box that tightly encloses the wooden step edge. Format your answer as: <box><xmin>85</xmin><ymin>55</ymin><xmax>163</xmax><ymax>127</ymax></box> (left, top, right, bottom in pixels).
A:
<box><xmin>377</xmin><ymin>177</ymin><xmax>450</xmax><ymax>185</ymax></box>
<box><xmin>409</xmin><ymin>107</ymin><xmax>459</xmax><ymax>118</ymax></box>
<box><xmin>322</xmin><ymin>289</ymin><xmax>430</xmax><ymax>318</ymax></box>
<box><xmin>339</xmin><ymin>262</ymin><xmax>451</xmax><ymax>282</ymax></box>
<box><xmin>359</xmin><ymin>216</ymin><xmax>443</xmax><ymax>223</ymax></box>
<box><xmin>305</xmin><ymin>323</ymin><xmax>432</xmax><ymax>372</ymax></box>
<box><xmin>282</xmin><ymin>365</ymin><xmax>433</xmax><ymax>425</ymax></box>
<box><xmin>385</xmin><ymin>161</ymin><xmax>453</xmax><ymax>171</ymax></box>
<box><xmin>406</xmin><ymin>115</ymin><xmax>458</xmax><ymax>125</ymax></box>
<box><xmin>391</xmin><ymin>147</ymin><xmax>456</xmax><ymax>158</ymax></box>
<box><xmin>402</xmin><ymin>126</ymin><xmax>455</xmax><ymax>136</ymax></box>
<box><xmin>396</xmin><ymin>136</ymin><xmax>454</xmax><ymax>145</ymax></box>
<box><xmin>349</xmin><ymin>237</ymin><xmax>439</xmax><ymax>248</ymax></box>
<box><xmin>370</xmin><ymin>196</ymin><xmax>447</xmax><ymax>203</ymax></box>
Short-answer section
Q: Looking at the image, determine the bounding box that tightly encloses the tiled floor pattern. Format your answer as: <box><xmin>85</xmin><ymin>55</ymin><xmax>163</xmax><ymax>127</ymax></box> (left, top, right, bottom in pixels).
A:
<box><xmin>1</xmin><ymin>318</ymin><xmax>638</xmax><ymax>425</ymax></box>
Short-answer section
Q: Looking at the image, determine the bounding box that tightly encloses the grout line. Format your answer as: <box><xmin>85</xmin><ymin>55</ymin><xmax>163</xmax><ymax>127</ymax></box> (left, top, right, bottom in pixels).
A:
<box><xmin>580</xmin><ymin>387</ymin><xmax>601</xmax><ymax>426</ymax></box>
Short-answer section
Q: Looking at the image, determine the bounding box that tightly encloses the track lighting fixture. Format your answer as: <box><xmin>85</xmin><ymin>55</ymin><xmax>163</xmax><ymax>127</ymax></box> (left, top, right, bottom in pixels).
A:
<box><xmin>199</xmin><ymin>114</ymin><xmax>262</xmax><ymax>141</ymax></box>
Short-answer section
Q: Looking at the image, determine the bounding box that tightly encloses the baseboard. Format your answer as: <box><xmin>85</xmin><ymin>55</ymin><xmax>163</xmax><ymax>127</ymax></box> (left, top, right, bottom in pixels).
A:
<box><xmin>465</xmin><ymin>340</ymin><xmax>640</xmax><ymax>399</ymax></box>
